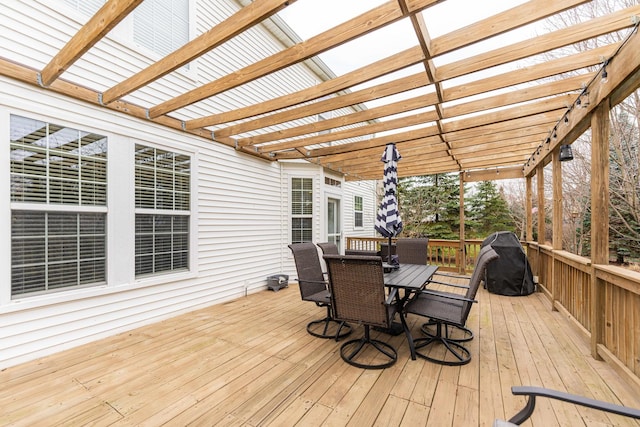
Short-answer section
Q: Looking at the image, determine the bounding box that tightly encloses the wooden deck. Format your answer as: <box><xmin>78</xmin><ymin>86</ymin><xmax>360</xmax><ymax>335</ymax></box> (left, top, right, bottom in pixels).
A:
<box><xmin>2</xmin><ymin>282</ymin><xmax>640</xmax><ymax>427</ymax></box>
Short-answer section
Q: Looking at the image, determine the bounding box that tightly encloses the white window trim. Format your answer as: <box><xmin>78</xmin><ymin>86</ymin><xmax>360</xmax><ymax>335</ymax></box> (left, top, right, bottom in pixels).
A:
<box><xmin>0</xmin><ymin>108</ymin><xmax>199</xmax><ymax>310</ymax></box>
<box><xmin>289</xmin><ymin>175</ymin><xmax>316</xmax><ymax>244</ymax></box>
<box><xmin>354</xmin><ymin>195</ymin><xmax>364</xmax><ymax>229</ymax></box>
<box><xmin>131</xmin><ymin>139</ymin><xmax>198</xmax><ymax>287</ymax></box>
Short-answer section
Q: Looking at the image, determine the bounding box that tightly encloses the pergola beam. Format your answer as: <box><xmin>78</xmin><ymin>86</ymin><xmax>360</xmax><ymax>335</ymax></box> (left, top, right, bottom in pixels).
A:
<box><xmin>211</xmin><ymin>73</ymin><xmax>430</xmax><ymax>138</ymax></box>
<box><xmin>524</xmin><ymin>21</ymin><xmax>640</xmax><ymax>176</ymax></box>
<box><xmin>150</xmin><ymin>0</ymin><xmax>440</xmax><ymax>119</ymax></box>
<box><xmin>101</xmin><ymin>0</ymin><xmax>294</xmax><ymax>104</ymax></box>
<box><xmin>40</xmin><ymin>0</ymin><xmax>143</xmax><ymax>87</ymax></box>
<box><xmin>429</xmin><ymin>0</ymin><xmax>590</xmax><ymax>57</ymax></box>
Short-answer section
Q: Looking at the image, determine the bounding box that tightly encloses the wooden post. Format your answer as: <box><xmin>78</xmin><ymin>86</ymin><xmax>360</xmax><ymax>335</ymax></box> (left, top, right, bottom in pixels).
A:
<box><xmin>590</xmin><ymin>98</ymin><xmax>610</xmax><ymax>360</ymax></box>
<box><xmin>552</xmin><ymin>150</ymin><xmax>563</xmax><ymax>250</ymax></box>
<box><xmin>551</xmin><ymin>149</ymin><xmax>563</xmax><ymax>310</ymax></box>
<box><xmin>459</xmin><ymin>173</ymin><xmax>465</xmax><ymax>274</ymax></box>
<box><xmin>536</xmin><ymin>164</ymin><xmax>545</xmax><ymax>245</ymax></box>
<box><xmin>526</xmin><ymin>175</ymin><xmax>533</xmax><ymax>242</ymax></box>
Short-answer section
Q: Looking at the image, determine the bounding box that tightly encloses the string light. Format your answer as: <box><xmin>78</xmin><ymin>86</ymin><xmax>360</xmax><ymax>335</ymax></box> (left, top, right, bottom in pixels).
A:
<box><xmin>525</xmin><ymin>17</ymin><xmax>640</xmax><ymax>171</ymax></box>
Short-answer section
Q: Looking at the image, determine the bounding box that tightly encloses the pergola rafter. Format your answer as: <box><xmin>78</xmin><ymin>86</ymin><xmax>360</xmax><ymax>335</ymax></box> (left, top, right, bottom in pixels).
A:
<box><xmin>1</xmin><ymin>0</ymin><xmax>639</xmax><ymax>181</ymax></box>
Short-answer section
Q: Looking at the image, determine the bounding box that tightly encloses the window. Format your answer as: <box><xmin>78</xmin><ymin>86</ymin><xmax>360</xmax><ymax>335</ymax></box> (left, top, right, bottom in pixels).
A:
<box><xmin>60</xmin><ymin>0</ymin><xmax>189</xmax><ymax>59</ymax></box>
<box><xmin>324</xmin><ymin>177</ymin><xmax>341</xmax><ymax>187</ymax></box>
<box><xmin>354</xmin><ymin>196</ymin><xmax>363</xmax><ymax>228</ymax></box>
<box><xmin>317</xmin><ymin>112</ymin><xmax>332</xmax><ymax>136</ymax></box>
<box><xmin>133</xmin><ymin>0</ymin><xmax>189</xmax><ymax>57</ymax></box>
<box><xmin>291</xmin><ymin>177</ymin><xmax>313</xmax><ymax>243</ymax></box>
<box><xmin>135</xmin><ymin>144</ymin><xmax>190</xmax><ymax>277</ymax></box>
<box><xmin>60</xmin><ymin>0</ymin><xmax>104</xmax><ymax>16</ymax></box>
<box><xmin>10</xmin><ymin>115</ymin><xmax>107</xmax><ymax>297</ymax></box>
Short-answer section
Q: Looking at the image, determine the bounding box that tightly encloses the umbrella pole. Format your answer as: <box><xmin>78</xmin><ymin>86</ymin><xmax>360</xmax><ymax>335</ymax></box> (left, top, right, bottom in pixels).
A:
<box><xmin>388</xmin><ymin>235</ymin><xmax>392</xmax><ymax>264</ymax></box>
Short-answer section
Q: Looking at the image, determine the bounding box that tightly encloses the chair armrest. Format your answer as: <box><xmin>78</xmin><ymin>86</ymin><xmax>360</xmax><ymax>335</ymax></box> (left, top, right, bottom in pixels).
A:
<box><xmin>428</xmin><ymin>279</ymin><xmax>470</xmax><ymax>289</ymax></box>
<box><xmin>296</xmin><ymin>278</ymin><xmax>328</xmax><ymax>286</ymax></box>
<box><xmin>434</xmin><ymin>272</ymin><xmax>469</xmax><ymax>279</ymax></box>
<box><xmin>507</xmin><ymin>386</ymin><xmax>640</xmax><ymax>424</ymax></box>
<box><xmin>420</xmin><ymin>289</ymin><xmax>476</xmax><ymax>304</ymax></box>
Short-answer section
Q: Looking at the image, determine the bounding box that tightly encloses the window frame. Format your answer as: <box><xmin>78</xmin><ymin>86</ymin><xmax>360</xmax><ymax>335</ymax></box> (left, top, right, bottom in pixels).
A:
<box><xmin>354</xmin><ymin>195</ymin><xmax>364</xmax><ymax>229</ymax></box>
<box><xmin>8</xmin><ymin>114</ymin><xmax>109</xmax><ymax>298</ymax></box>
<box><xmin>134</xmin><ymin>143</ymin><xmax>192</xmax><ymax>278</ymax></box>
<box><xmin>3</xmin><ymin>109</ymin><xmax>199</xmax><ymax>305</ymax></box>
<box><xmin>291</xmin><ymin>177</ymin><xmax>314</xmax><ymax>244</ymax></box>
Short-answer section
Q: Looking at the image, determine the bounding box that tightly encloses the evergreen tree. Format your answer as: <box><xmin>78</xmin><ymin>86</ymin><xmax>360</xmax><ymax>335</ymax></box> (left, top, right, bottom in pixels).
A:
<box><xmin>467</xmin><ymin>181</ymin><xmax>516</xmax><ymax>238</ymax></box>
<box><xmin>398</xmin><ymin>173</ymin><xmax>463</xmax><ymax>239</ymax></box>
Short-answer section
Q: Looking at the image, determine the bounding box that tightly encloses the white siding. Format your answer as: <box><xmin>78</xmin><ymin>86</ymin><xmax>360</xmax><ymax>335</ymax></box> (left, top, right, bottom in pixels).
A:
<box><xmin>343</xmin><ymin>179</ymin><xmax>378</xmax><ymax>238</ymax></box>
<box><xmin>0</xmin><ymin>0</ymin><xmax>377</xmax><ymax>369</ymax></box>
<box><xmin>0</xmin><ymin>77</ymin><xmax>286</xmax><ymax>368</ymax></box>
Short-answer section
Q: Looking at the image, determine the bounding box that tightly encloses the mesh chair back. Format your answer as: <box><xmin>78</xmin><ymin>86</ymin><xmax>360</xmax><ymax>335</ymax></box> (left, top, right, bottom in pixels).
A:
<box><xmin>323</xmin><ymin>255</ymin><xmax>389</xmax><ymax>328</ymax></box>
<box><xmin>461</xmin><ymin>245</ymin><xmax>499</xmax><ymax>321</ymax></box>
<box><xmin>396</xmin><ymin>238</ymin><xmax>429</xmax><ymax>264</ymax></box>
<box><xmin>289</xmin><ymin>243</ymin><xmax>328</xmax><ymax>300</ymax></box>
<box><xmin>317</xmin><ymin>242</ymin><xmax>339</xmax><ymax>255</ymax></box>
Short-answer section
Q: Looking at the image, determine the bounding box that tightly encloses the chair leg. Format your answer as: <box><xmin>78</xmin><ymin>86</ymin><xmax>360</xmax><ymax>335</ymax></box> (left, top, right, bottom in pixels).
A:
<box><xmin>413</xmin><ymin>322</ymin><xmax>471</xmax><ymax>366</ymax></box>
<box><xmin>307</xmin><ymin>306</ymin><xmax>352</xmax><ymax>340</ymax></box>
<box><xmin>421</xmin><ymin>319</ymin><xmax>474</xmax><ymax>342</ymax></box>
<box><xmin>339</xmin><ymin>325</ymin><xmax>397</xmax><ymax>369</ymax></box>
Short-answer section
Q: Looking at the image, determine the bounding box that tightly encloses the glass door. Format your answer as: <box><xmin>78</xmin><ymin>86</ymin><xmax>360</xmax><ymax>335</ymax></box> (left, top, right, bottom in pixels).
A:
<box><xmin>327</xmin><ymin>198</ymin><xmax>341</xmax><ymax>251</ymax></box>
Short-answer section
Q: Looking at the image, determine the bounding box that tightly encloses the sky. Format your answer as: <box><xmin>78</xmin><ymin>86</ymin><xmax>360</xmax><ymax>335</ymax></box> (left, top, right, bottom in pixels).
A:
<box><xmin>276</xmin><ymin>0</ymin><xmax>537</xmax><ymax>128</ymax></box>
<box><xmin>277</xmin><ymin>0</ymin><xmax>534</xmax><ymax>78</ymax></box>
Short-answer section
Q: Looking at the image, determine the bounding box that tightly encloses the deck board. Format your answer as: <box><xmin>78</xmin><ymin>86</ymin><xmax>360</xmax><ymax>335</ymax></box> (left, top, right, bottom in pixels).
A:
<box><xmin>1</xmin><ymin>283</ymin><xmax>639</xmax><ymax>427</ymax></box>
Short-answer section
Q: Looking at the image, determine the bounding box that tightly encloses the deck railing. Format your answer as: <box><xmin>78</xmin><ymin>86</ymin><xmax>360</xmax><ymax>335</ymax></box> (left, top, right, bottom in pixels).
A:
<box><xmin>345</xmin><ymin>236</ymin><xmax>484</xmax><ymax>273</ymax></box>
<box><xmin>346</xmin><ymin>236</ymin><xmax>640</xmax><ymax>385</ymax></box>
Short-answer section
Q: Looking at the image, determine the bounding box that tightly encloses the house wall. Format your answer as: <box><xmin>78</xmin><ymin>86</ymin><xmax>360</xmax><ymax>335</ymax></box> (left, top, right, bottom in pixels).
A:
<box><xmin>0</xmin><ymin>0</ymin><xmax>377</xmax><ymax>369</ymax></box>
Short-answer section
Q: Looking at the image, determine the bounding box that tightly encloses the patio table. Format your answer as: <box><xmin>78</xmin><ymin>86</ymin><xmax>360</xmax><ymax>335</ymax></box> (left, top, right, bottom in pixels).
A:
<box><xmin>379</xmin><ymin>264</ymin><xmax>438</xmax><ymax>337</ymax></box>
<box><xmin>384</xmin><ymin>263</ymin><xmax>438</xmax><ymax>292</ymax></box>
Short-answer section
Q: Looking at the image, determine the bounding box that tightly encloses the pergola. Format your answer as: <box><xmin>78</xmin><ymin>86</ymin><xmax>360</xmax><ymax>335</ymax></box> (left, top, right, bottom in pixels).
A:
<box><xmin>1</xmin><ymin>0</ymin><xmax>640</xmax><ymax>404</ymax></box>
<box><xmin>1</xmin><ymin>0</ymin><xmax>639</xmax><ymax>183</ymax></box>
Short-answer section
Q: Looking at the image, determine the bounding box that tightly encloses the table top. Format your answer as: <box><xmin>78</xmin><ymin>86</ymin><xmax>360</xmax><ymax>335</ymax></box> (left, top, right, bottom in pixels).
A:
<box><xmin>384</xmin><ymin>264</ymin><xmax>438</xmax><ymax>291</ymax></box>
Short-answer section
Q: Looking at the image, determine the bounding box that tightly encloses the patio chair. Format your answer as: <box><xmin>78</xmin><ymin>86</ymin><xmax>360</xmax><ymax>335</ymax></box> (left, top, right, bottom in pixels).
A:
<box><xmin>288</xmin><ymin>243</ymin><xmax>351</xmax><ymax>340</ymax></box>
<box><xmin>494</xmin><ymin>386</ymin><xmax>640</xmax><ymax>426</ymax></box>
<box><xmin>323</xmin><ymin>254</ymin><xmax>399</xmax><ymax>369</ymax></box>
<box><xmin>420</xmin><ymin>244</ymin><xmax>498</xmax><ymax>343</ymax></box>
<box><xmin>317</xmin><ymin>242</ymin><xmax>339</xmax><ymax>255</ymax></box>
<box><xmin>396</xmin><ymin>237</ymin><xmax>429</xmax><ymax>265</ymax></box>
<box><xmin>403</xmin><ymin>246</ymin><xmax>499</xmax><ymax>365</ymax></box>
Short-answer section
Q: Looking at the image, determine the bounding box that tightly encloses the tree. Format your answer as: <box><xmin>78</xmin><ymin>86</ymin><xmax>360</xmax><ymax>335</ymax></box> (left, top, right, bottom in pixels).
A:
<box><xmin>398</xmin><ymin>173</ymin><xmax>463</xmax><ymax>239</ymax></box>
<box><xmin>467</xmin><ymin>181</ymin><xmax>516</xmax><ymax>238</ymax></box>
<box><xmin>541</xmin><ymin>0</ymin><xmax>640</xmax><ymax>260</ymax></box>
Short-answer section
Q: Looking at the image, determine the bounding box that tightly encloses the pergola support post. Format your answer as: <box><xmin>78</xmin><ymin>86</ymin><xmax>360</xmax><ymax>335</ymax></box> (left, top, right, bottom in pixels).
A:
<box><xmin>459</xmin><ymin>172</ymin><xmax>465</xmax><ymax>274</ymax></box>
<box><xmin>526</xmin><ymin>175</ymin><xmax>533</xmax><ymax>242</ymax></box>
<box><xmin>536</xmin><ymin>163</ymin><xmax>549</xmax><ymax>303</ymax></box>
<box><xmin>552</xmin><ymin>149</ymin><xmax>563</xmax><ymax>310</ymax></box>
<box><xmin>590</xmin><ymin>98</ymin><xmax>610</xmax><ymax>360</ymax></box>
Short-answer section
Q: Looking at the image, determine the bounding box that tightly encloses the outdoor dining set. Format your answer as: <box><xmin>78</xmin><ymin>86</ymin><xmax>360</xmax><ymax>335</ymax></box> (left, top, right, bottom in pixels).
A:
<box><xmin>288</xmin><ymin>238</ymin><xmax>499</xmax><ymax>370</ymax></box>
<box><xmin>289</xmin><ymin>240</ymin><xmax>640</xmax><ymax>425</ymax></box>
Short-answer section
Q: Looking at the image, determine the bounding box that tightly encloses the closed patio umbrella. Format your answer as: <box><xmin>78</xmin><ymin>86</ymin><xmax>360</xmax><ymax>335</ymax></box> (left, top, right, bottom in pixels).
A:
<box><xmin>374</xmin><ymin>143</ymin><xmax>403</xmax><ymax>264</ymax></box>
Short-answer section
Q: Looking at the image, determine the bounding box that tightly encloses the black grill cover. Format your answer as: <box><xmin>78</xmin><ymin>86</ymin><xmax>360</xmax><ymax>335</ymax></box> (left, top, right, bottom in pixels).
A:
<box><xmin>480</xmin><ymin>231</ymin><xmax>535</xmax><ymax>296</ymax></box>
